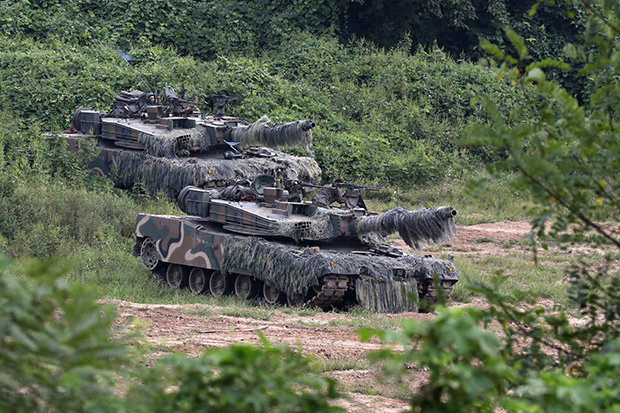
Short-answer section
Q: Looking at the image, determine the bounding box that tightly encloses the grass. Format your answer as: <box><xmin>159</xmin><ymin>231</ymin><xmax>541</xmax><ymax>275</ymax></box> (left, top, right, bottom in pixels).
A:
<box><xmin>337</xmin><ymin>374</ymin><xmax>417</xmax><ymax>401</ymax></box>
<box><xmin>313</xmin><ymin>357</ymin><xmax>372</xmax><ymax>373</ymax></box>
<box><xmin>296</xmin><ymin>310</ymin><xmax>409</xmax><ymax>331</ymax></box>
<box><xmin>447</xmin><ymin>248</ymin><xmax>611</xmax><ymax>305</ymax></box>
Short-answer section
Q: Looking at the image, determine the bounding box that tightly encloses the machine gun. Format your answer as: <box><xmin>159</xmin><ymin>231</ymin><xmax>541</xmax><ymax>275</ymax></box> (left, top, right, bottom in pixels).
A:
<box><xmin>333</xmin><ymin>182</ymin><xmax>379</xmax><ymax>191</ymax></box>
<box><xmin>163</xmin><ymin>86</ymin><xmax>203</xmax><ymax>116</ymax></box>
<box><xmin>209</xmin><ymin>94</ymin><xmax>242</xmax><ymax>119</ymax></box>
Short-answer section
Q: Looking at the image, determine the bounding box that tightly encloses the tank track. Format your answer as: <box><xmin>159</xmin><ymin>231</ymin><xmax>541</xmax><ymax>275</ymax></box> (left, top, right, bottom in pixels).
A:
<box><xmin>419</xmin><ymin>281</ymin><xmax>454</xmax><ymax>305</ymax></box>
<box><xmin>305</xmin><ymin>275</ymin><xmax>349</xmax><ymax>308</ymax></box>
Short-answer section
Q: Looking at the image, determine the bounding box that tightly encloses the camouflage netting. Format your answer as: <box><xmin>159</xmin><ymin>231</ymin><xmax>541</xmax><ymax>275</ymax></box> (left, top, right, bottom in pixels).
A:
<box><xmin>137</xmin><ymin>129</ymin><xmax>207</xmax><ymax>157</ymax></box>
<box><xmin>355</xmin><ymin>278</ymin><xmax>418</xmax><ymax>313</ymax></box>
<box><xmin>220</xmin><ymin>237</ymin><xmax>457</xmax><ymax>312</ymax></box>
<box><xmin>112</xmin><ymin>150</ymin><xmax>321</xmax><ymax>197</ymax></box>
<box><xmin>356</xmin><ymin>206</ymin><xmax>457</xmax><ymax>249</ymax></box>
<box><xmin>272</xmin><ymin>208</ymin><xmax>333</xmax><ymax>240</ymax></box>
<box><xmin>221</xmin><ymin>237</ymin><xmax>325</xmax><ymax>296</ymax></box>
<box><xmin>230</xmin><ymin>116</ymin><xmax>314</xmax><ymax>150</ymax></box>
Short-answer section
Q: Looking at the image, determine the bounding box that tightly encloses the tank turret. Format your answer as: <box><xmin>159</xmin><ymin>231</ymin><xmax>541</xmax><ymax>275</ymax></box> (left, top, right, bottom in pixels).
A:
<box><xmin>177</xmin><ymin>185</ymin><xmax>457</xmax><ymax>249</ymax></box>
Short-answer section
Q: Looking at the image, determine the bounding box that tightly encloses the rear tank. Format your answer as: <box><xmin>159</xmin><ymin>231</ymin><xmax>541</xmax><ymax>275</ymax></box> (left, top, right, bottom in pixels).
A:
<box><xmin>133</xmin><ymin>180</ymin><xmax>459</xmax><ymax>313</ymax></box>
<box><xmin>61</xmin><ymin>87</ymin><xmax>321</xmax><ymax>197</ymax></box>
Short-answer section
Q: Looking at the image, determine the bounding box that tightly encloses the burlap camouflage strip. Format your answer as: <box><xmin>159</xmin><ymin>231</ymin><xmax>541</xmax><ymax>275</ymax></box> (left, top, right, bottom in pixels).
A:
<box><xmin>137</xmin><ymin>129</ymin><xmax>207</xmax><ymax>157</ymax></box>
<box><xmin>355</xmin><ymin>206</ymin><xmax>457</xmax><ymax>249</ymax></box>
<box><xmin>355</xmin><ymin>278</ymin><xmax>418</xmax><ymax>313</ymax></box>
<box><xmin>220</xmin><ymin>236</ymin><xmax>457</xmax><ymax>298</ymax></box>
<box><xmin>112</xmin><ymin>150</ymin><xmax>320</xmax><ymax>197</ymax></box>
<box><xmin>230</xmin><ymin>116</ymin><xmax>314</xmax><ymax>149</ymax></box>
<box><xmin>134</xmin><ymin>117</ymin><xmax>314</xmax><ymax>157</ymax></box>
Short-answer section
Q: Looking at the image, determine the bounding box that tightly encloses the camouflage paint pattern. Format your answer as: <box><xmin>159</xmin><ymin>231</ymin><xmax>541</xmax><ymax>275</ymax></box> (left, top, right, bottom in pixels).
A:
<box><xmin>135</xmin><ymin>214</ymin><xmax>224</xmax><ymax>270</ymax></box>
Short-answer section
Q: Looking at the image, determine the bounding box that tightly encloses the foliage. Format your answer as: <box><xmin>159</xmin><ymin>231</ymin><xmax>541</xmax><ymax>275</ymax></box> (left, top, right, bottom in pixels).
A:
<box><xmin>508</xmin><ymin>338</ymin><xmax>620</xmax><ymax>412</ymax></box>
<box><xmin>0</xmin><ymin>256</ymin><xmax>127</xmax><ymax>412</ymax></box>
<box><xmin>0</xmin><ymin>0</ymin><xmax>584</xmax><ymax>72</ymax></box>
<box><xmin>468</xmin><ymin>0</ymin><xmax>619</xmax><ymax>248</ymax></box>
<box><xmin>127</xmin><ymin>336</ymin><xmax>342</xmax><ymax>413</ymax></box>
<box><xmin>360</xmin><ymin>307</ymin><xmax>513</xmax><ymax>411</ymax></box>
<box><xmin>0</xmin><ymin>256</ymin><xmax>342</xmax><ymax>411</ymax></box>
<box><xmin>0</xmin><ymin>0</ymin><xmax>350</xmax><ymax>60</ymax></box>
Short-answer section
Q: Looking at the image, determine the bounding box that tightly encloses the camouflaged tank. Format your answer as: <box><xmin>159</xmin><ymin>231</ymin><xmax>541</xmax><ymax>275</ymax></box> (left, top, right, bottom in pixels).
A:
<box><xmin>61</xmin><ymin>87</ymin><xmax>321</xmax><ymax>197</ymax></box>
<box><xmin>133</xmin><ymin>180</ymin><xmax>459</xmax><ymax>313</ymax></box>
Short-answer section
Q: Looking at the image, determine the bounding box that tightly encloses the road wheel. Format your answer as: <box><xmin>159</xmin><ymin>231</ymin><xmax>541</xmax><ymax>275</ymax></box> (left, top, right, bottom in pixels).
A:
<box><xmin>166</xmin><ymin>264</ymin><xmax>188</xmax><ymax>289</ymax></box>
<box><xmin>188</xmin><ymin>268</ymin><xmax>209</xmax><ymax>295</ymax></box>
<box><xmin>151</xmin><ymin>263</ymin><xmax>168</xmax><ymax>285</ymax></box>
<box><xmin>286</xmin><ymin>292</ymin><xmax>305</xmax><ymax>307</ymax></box>
<box><xmin>209</xmin><ymin>271</ymin><xmax>230</xmax><ymax>296</ymax></box>
<box><xmin>263</xmin><ymin>283</ymin><xmax>282</xmax><ymax>305</ymax></box>
<box><xmin>234</xmin><ymin>274</ymin><xmax>259</xmax><ymax>300</ymax></box>
<box><xmin>140</xmin><ymin>238</ymin><xmax>160</xmax><ymax>270</ymax></box>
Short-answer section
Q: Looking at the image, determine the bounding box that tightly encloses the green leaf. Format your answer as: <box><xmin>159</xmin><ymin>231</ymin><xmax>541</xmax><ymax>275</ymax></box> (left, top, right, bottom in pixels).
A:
<box><xmin>527</xmin><ymin>68</ymin><xmax>545</xmax><ymax>82</ymax></box>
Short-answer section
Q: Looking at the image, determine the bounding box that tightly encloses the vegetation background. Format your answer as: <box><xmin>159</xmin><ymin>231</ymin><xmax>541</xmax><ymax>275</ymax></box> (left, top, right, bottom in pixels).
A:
<box><xmin>0</xmin><ymin>0</ymin><xmax>617</xmax><ymax>411</ymax></box>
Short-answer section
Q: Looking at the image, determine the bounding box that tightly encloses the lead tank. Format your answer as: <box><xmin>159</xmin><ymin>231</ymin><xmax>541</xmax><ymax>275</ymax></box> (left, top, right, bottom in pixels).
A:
<box><xmin>63</xmin><ymin>87</ymin><xmax>321</xmax><ymax>197</ymax></box>
<box><xmin>134</xmin><ymin>179</ymin><xmax>459</xmax><ymax>313</ymax></box>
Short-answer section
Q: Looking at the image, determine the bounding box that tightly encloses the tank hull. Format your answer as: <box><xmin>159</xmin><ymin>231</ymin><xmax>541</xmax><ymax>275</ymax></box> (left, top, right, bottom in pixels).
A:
<box><xmin>134</xmin><ymin>213</ymin><xmax>458</xmax><ymax>313</ymax></box>
<box><xmin>64</xmin><ymin>133</ymin><xmax>320</xmax><ymax>197</ymax></box>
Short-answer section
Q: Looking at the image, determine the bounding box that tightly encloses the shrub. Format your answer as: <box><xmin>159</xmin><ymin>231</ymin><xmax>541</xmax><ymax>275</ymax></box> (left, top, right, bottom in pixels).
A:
<box><xmin>361</xmin><ymin>1</ymin><xmax>619</xmax><ymax>411</ymax></box>
<box><xmin>127</xmin><ymin>337</ymin><xmax>341</xmax><ymax>413</ymax></box>
<box><xmin>0</xmin><ymin>256</ymin><xmax>127</xmax><ymax>412</ymax></box>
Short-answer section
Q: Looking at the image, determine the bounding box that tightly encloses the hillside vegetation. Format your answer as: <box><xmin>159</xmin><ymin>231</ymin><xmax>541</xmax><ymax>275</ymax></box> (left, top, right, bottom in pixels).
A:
<box><xmin>1</xmin><ymin>34</ymin><xmax>525</xmax><ymax>184</ymax></box>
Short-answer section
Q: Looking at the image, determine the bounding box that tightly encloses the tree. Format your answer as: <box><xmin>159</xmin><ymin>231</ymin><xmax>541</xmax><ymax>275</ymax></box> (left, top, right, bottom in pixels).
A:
<box><xmin>361</xmin><ymin>1</ymin><xmax>619</xmax><ymax>410</ymax></box>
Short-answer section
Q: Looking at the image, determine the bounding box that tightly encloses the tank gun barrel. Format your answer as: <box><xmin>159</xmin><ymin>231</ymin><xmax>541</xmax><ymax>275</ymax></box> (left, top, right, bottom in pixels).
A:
<box><xmin>230</xmin><ymin>117</ymin><xmax>315</xmax><ymax>149</ymax></box>
<box><xmin>354</xmin><ymin>206</ymin><xmax>457</xmax><ymax>249</ymax></box>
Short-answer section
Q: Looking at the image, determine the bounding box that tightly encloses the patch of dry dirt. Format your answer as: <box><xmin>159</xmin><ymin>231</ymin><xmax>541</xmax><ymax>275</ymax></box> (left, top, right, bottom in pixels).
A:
<box><xmin>111</xmin><ymin>299</ymin><xmax>416</xmax><ymax>412</ymax></box>
<box><xmin>394</xmin><ymin>220</ymin><xmax>617</xmax><ymax>268</ymax></box>
<box><xmin>392</xmin><ymin>220</ymin><xmax>534</xmax><ymax>260</ymax></box>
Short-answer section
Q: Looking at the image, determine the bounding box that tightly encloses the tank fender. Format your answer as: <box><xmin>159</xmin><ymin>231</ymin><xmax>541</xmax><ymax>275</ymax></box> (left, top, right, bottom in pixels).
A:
<box><xmin>135</xmin><ymin>214</ymin><xmax>220</xmax><ymax>269</ymax></box>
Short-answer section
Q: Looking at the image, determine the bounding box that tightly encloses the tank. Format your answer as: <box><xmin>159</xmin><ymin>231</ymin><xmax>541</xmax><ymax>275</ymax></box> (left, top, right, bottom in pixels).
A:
<box><xmin>61</xmin><ymin>87</ymin><xmax>321</xmax><ymax>197</ymax></box>
<box><xmin>133</xmin><ymin>178</ymin><xmax>459</xmax><ymax>313</ymax></box>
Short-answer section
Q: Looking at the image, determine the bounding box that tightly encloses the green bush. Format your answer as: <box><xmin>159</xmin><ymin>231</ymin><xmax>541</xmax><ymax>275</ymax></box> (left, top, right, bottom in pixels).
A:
<box><xmin>0</xmin><ymin>256</ymin><xmax>127</xmax><ymax>412</ymax></box>
<box><xmin>360</xmin><ymin>307</ymin><xmax>513</xmax><ymax>411</ymax></box>
<box><xmin>361</xmin><ymin>2</ymin><xmax>619</xmax><ymax>411</ymax></box>
<box><xmin>127</xmin><ymin>337</ymin><xmax>341</xmax><ymax>413</ymax></box>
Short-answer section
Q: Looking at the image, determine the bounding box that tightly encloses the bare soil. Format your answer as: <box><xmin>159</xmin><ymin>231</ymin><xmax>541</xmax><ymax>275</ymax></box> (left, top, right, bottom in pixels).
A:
<box><xmin>111</xmin><ymin>298</ymin><xmax>426</xmax><ymax>412</ymax></box>
<box><xmin>110</xmin><ymin>220</ymin><xmax>617</xmax><ymax>412</ymax></box>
